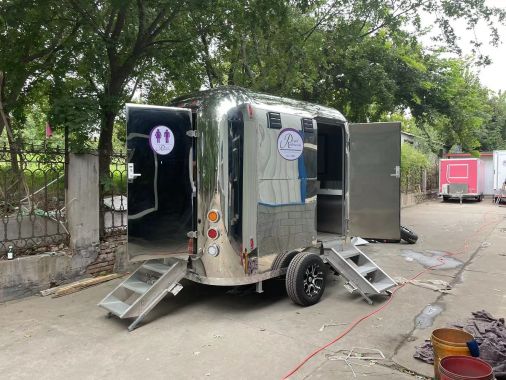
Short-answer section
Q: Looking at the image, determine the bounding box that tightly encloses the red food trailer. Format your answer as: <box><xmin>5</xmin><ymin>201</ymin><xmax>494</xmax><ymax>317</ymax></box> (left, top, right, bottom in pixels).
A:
<box><xmin>439</xmin><ymin>158</ymin><xmax>485</xmax><ymax>201</ymax></box>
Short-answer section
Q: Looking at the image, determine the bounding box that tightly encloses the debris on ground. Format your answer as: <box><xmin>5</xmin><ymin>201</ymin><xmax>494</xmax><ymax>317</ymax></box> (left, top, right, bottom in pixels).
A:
<box><xmin>351</xmin><ymin>237</ymin><xmax>369</xmax><ymax>246</ymax></box>
<box><xmin>319</xmin><ymin>322</ymin><xmax>348</xmax><ymax>331</ymax></box>
<box><xmin>413</xmin><ymin>340</ymin><xmax>434</xmax><ymax>364</ymax></box>
<box><xmin>394</xmin><ymin>277</ymin><xmax>452</xmax><ymax>293</ymax></box>
<box><xmin>414</xmin><ymin>310</ymin><xmax>506</xmax><ymax>379</ymax></box>
<box><xmin>40</xmin><ymin>273</ymin><xmax>123</xmax><ymax>298</ymax></box>
<box><xmin>326</xmin><ymin>347</ymin><xmax>385</xmax><ymax>378</ymax></box>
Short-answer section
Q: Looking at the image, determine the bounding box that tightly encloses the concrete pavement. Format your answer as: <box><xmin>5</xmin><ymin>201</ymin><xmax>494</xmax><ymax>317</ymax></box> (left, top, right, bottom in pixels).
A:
<box><xmin>1</xmin><ymin>200</ymin><xmax>505</xmax><ymax>379</ymax></box>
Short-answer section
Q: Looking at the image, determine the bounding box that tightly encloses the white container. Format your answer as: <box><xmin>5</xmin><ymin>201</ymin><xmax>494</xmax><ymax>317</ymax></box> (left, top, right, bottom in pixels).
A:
<box><xmin>493</xmin><ymin>150</ymin><xmax>506</xmax><ymax>191</ymax></box>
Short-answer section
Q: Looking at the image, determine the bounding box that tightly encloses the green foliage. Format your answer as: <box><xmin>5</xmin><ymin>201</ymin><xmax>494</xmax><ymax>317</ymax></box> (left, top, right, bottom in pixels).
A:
<box><xmin>401</xmin><ymin>143</ymin><xmax>431</xmax><ymax>191</ymax></box>
<box><xmin>479</xmin><ymin>93</ymin><xmax>506</xmax><ymax>151</ymax></box>
<box><xmin>1</xmin><ymin>0</ymin><xmax>506</xmax><ymax>157</ymax></box>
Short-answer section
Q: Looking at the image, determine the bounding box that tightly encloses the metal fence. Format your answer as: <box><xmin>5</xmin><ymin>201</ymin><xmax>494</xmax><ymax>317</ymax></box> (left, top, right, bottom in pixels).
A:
<box><xmin>100</xmin><ymin>151</ymin><xmax>127</xmax><ymax>236</ymax></box>
<box><xmin>0</xmin><ymin>143</ymin><xmax>68</xmax><ymax>254</ymax></box>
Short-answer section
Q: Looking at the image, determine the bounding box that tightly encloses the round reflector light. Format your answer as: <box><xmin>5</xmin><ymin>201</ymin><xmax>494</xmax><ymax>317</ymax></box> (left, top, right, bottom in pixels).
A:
<box><xmin>207</xmin><ymin>210</ymin><xmax>220</xmax><ymax>223</ymax></box>
<box><xmin>207</xmin><ymin>244</ymin><xmax>220</xmax><ymax>257</ymax></box>
<box><xmin>207</xmin><ymin>228</ymin><xmax>219</xmax><ymax>240</ymax></box>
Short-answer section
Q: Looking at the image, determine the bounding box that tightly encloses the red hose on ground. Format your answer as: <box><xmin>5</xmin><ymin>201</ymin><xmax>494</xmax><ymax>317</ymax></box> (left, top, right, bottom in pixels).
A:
<box><xmin>282</xmin><ymin>213</ymin><xmax>500</xmax><ymax>379</ymax></box>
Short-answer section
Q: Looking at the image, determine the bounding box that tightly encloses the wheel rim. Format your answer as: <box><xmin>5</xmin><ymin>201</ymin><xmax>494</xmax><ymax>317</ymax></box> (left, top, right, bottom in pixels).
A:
<box><xmin>303</xmin><ymin>263</ymin><xmax>324</xmax><ymax>298</ymax></box>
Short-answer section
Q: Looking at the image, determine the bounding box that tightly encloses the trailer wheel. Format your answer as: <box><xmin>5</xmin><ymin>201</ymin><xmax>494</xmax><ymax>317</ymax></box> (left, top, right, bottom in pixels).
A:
<box><xmin>400</xmin><ymin>225</ymin><xmax>418</xmax><ymax>244</ymax></box>
<box><xmin>271</xmin><ymin>250</ymin><xmax>299</xmax><ymax>271</ymax></box>
<box><xmin>286</xmin><ymin>252</ymin><xmax>326</xmax><ymax>306</ymax></box>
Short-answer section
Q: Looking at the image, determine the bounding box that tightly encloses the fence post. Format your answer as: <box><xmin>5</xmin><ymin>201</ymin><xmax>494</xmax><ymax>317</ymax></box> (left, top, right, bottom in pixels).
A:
<box><xmin>66</xmin><ymin>153</ymin><xmax>100</xmax><ymax>253</ymax></box>
<box><xmin>422</xmin><ymin>169</ymin><xmax>427</xmax><ymax>193</ymax></box>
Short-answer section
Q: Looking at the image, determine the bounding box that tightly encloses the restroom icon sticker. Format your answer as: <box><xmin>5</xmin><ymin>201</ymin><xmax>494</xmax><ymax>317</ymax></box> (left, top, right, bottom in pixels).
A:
<box><xmin>149</xmin><ymin>126</ymin><xmax>174</xmax><ymax>155</ymax></box>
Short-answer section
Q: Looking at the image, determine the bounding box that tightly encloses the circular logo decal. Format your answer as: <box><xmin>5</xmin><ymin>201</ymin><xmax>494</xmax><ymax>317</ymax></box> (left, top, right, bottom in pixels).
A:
<box><xmin>149</xmin><ymin>126</ymin><xmax>174</xmax><ymax>155</ymax></box>
<box><xmin>277</xmin><ymin>128</ymin><xmax>304</xmax><ymax>160</ymax></box>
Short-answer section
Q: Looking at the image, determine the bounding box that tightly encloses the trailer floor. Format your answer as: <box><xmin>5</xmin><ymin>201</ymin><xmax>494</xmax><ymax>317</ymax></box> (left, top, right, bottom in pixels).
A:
<box><xmin>1</xmin><ymin>199</ymin><xmax>506</xmax><ymax>380</ymax></box>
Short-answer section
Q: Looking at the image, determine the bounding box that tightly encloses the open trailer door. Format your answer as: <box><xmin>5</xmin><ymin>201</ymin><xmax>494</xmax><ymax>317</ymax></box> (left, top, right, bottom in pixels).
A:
<box><xmin>348</xmin><ymin>122</ymin><xmax>401</xmax><ymax>240</ymax></box>
<box><xmin>126</xmin><ymin>104</ymin><xmax>194</xmax><ymax>261</ymax></box>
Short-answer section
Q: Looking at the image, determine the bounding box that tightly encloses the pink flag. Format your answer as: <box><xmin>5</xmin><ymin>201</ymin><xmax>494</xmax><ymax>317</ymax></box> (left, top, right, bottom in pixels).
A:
<box><xmin>45</xmin><ymin>122</ymin><xmax>53</xmax><ymax>138</ymax></box>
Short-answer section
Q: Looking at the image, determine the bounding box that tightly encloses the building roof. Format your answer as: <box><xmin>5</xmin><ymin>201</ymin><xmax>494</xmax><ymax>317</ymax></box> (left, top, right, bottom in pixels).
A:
<box><xmin>445</xmin><ymin>152</ymin><xmax>493</xmax><ymax>158</ymax></box>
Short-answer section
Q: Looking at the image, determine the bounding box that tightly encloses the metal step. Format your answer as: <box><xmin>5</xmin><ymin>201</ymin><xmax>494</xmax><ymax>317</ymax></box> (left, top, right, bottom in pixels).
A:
<box><xmin>98</xmin><ymin>259</ymin><xmax>187</xmax><ymax>331</ymax></box>
<box><xmin>356</xmin><ymin>263</ymin><xmax>377</xmax><ymax>276</ymax></box>
<box><xmin>100</xmin><ymin>295</ymin><xmax>130</xmax><ymax>317</ymax></box>
<box><xmin>372</xmin><ymin>278</ymin><xmax>396</xmax><ymax>293</ymax></box>
<box><xmin>341</xmin><ymin>249</ymin><xmax>360</xmax><ymax>260</ymax></box>
<box><xmin>323</xmin><ymin>244</ymin><xmax>396</xmax><ymax>304</ymax></box>
<box><xmin>122</xmin><ymin>278</ymin><xmax>151</xmax><ymax>294</ymax></box>
<box><xmin>142</xmin><ymin>261</ymin><xmax>172</xmax><ymax>274</ymax></box>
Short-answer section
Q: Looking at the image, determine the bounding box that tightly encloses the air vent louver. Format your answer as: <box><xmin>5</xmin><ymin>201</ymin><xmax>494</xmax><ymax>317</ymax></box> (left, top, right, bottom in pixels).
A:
<box><xmin>301</xmin><ymin>118</ymin><xmax>314</xmax><ymax>132</ymax></box>
<box><xmin>267</xmin><ymin>112</ymin><xmax>282</xmax><ymax>129</ymax></box>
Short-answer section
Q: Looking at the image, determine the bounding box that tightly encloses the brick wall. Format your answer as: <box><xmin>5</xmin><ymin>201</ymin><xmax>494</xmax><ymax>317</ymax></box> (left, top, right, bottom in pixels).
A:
<box><xmin>86</xmin><ymin>235</ymin><xmax>126</xmax><ymax>276</ymax></box>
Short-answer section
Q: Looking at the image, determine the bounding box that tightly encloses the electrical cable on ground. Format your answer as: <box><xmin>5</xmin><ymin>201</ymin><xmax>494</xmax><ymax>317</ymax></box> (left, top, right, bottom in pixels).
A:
<box><xmin>282</xmin><ymin>212</ymin><xmax>500</xmax><ymax>379</ymax></box>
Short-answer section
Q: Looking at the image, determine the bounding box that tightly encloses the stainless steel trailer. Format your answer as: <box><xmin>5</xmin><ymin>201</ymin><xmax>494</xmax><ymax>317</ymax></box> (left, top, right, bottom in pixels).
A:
<box><xmin>99</xmin><ymin>87</ymin><xmax>400</xmax><ymax>330</ymax></box>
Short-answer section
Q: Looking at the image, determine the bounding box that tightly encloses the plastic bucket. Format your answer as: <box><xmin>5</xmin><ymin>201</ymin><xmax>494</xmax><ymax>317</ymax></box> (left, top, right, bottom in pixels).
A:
<box><xmin>439</xmin><ymin>356</ymin><xmax>493</xmax><ymax>380</ymax></box>
<box><xmin>431</xmin><ymin>328</ymin><xmax>474</xmax><ymax>379</ymax></box>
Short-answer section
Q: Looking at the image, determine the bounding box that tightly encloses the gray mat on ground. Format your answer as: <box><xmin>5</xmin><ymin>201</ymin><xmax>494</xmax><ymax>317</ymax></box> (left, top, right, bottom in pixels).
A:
<box><xmin>413</xmin><ymin>310</ymin><xmax>506</xmax><ymax>379</ymax></box>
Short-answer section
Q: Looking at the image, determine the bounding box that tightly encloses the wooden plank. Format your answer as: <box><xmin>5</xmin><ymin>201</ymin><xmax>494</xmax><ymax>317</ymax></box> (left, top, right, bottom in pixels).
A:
<box><xmin>52</xmin><ymin>273</ymin><xmax>123</xmax><ymax>298</ymax></box>
<box><xmin>40</xmin><ymin>273</ymin><xmax>123</xmax><ymax>298</ymax></box>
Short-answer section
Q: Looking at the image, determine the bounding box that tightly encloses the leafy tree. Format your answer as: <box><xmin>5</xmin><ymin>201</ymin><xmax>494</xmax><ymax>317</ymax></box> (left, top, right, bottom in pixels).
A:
<box><xmin>0</xmin><ymin>0</ymin><xmax>78</xmax><ymax>151</ymax></box>
<box><xmin>479</xmin><ymin>92</ymin><xmax>506</xmax><ymax>151</ymax></box>
<box><xmin>63</xmin><ymin>0</ymin><xmax>202</xmax><ymax>178</ymax></box>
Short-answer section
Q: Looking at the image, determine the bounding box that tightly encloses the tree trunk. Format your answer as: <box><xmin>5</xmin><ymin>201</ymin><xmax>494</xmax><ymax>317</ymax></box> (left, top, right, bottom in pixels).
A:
<box><xmin>0</xmin><ymin>72</ymin><xmax>20</xmax><ymax>171</ymax></box>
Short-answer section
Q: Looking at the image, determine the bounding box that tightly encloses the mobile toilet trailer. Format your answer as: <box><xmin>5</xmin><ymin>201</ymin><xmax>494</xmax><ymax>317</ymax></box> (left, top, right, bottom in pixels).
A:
<box><xmin>99</xmin><ymin>87</ymin><xmax>399</xmax><ymax>330</ymax></box>
<box><xmin>439</xmin><ymin>158</ymin><xmax>485</xmax><ymax>201</ymax></box>
<box><xmin>493</xmin><ymin>150</ymin><xmax>506</xmax><ymax>202</ymax></box>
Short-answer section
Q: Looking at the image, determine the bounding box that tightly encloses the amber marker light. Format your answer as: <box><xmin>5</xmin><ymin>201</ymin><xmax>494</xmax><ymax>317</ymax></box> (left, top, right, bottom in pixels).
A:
<box><xmin>207</xmin><ymin>210</ymin><xmax>220</xmax><ymax>223</ymax></box>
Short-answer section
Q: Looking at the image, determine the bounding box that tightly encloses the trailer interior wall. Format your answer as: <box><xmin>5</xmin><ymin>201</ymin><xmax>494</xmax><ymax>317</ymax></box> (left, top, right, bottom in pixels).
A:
<box><xmin>316</xmin><ymin>123</ymin><xmax>345</xmax><ymax>235</ymax></box>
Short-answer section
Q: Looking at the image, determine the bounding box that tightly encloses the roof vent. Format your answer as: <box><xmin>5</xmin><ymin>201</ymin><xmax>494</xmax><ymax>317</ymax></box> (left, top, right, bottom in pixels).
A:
<box><xmin>267</xmin><ymin>112</ymin><xmax>282</xmax><ymax>129</ymax></box>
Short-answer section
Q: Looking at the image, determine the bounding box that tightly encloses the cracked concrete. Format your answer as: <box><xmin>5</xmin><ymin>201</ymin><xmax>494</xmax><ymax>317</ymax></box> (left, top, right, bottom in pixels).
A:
<box><xmin>0</xmin><ymin>200</ymin><xmax>505</xmax><ymax>379</ymax></box>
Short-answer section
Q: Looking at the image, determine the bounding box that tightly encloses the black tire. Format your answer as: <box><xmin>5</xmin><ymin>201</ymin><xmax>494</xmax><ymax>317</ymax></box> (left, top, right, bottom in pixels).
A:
<box><xmin>271</xmin><ymin>250</ymin><xmax>299</xmax><ymax>271</ymax></box>
<box><xmin>286</xmin><ymin>252</ymin><xmax>326</xmax><ymax>306</ymax></box>
<box><xmin>443</xmin><ymin>196</ymin><xmax>450</xmax><ymax>202</ymax></box>
<box><xmin>400</xmin><ymin>225</ymin><xmax>418</xmax><ymax>244</ymax></box>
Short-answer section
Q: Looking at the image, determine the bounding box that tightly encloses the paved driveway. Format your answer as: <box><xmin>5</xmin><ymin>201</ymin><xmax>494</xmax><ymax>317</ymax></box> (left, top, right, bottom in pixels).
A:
<box><xmin>1</xmin><ymin>200</ymin><xmax>505</xmax><ymax>379</ymax></box>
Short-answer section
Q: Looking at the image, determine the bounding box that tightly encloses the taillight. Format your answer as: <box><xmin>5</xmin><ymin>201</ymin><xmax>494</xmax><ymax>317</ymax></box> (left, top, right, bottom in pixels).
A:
<box><xmin>207</xmin><ymin>228</ymin><xmax>219</xmax><ymax>240</ymax></box>
<box><xmin>207</xmin><ymin>209</ymin><xmax>220</xmax><ymax>223</ymax></box>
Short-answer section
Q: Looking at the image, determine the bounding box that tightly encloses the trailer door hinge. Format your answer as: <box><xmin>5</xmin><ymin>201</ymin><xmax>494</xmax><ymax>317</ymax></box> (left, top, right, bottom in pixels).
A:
<box><xmin>186</xmin><ymin>130</ymin><xmax>199</xmax><ymax>138</ymax></box>
<box><xmin>187</xmin><ymin>231</ymin><xmax>198</xmax><ymax>238</ymax></box>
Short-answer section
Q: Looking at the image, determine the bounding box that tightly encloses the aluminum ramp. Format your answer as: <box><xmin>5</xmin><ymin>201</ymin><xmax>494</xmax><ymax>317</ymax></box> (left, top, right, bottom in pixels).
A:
<box><xmin>321</xmin><ymin>240</ymin><xmax>397</xmax><ymax>304</ymax></box>
<box><xmin>98</xmin><ymin>259</ymin><xmax>187</xmax><ymax>331</ymax></box>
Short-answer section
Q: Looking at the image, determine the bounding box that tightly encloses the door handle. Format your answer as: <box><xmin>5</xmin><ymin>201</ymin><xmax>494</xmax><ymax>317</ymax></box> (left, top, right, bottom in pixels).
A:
<box><xmin>128</xmin><ymin>163</ymin><xmax>141</xmax><ymax>181</ymax></box>
<box><xmin>390</xmin><ymin>165</ymin><xmax>400</xmax><ymax>179</ymax></box>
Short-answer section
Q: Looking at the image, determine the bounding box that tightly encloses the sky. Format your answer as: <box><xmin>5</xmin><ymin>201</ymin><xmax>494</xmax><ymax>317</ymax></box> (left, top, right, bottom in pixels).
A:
<box><xmin>419</xmin><ymin>0</ymin><xmax>506</xmax><ymax>94</ymax></box>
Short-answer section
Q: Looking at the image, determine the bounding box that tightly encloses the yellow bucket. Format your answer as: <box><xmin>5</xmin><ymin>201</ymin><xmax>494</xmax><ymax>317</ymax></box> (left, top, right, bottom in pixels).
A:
<box><xmin>431</xmin><ymin>328</ymin><xmax>473</xmax><ymax>380</ymax></box>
